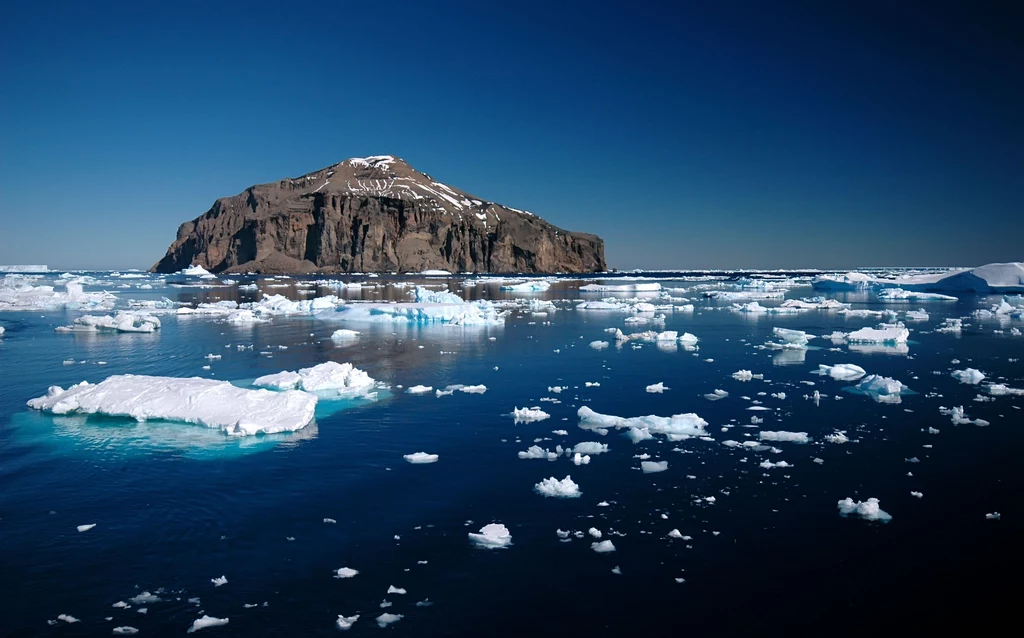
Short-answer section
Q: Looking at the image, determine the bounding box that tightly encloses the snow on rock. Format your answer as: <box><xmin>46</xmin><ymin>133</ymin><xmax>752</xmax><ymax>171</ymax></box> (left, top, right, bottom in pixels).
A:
<box><xmin>837</xmin><ymin>497</ymin><xmax>892</xmax><ymax>522</ymax></box>
<box><xmin>468</xmin><ymin>523</ymin><xmax>512</xmax><ymax>549</ymax></box>
<box><xmin>252</xmin><ymin>361</ymin><xmax>375</xmax><ymax>396</ymax></box>
<box><xmin>855</xmin><ymin>375</ymin><xmax>908</xmax><ymax>404</ymax></box>
<box><xmin>513</xmin><ymin>407</ymin><xmax>550</xmax><ymax>423</ymax></box>
<box><xmin>641</xmin><ymin>460</ymin><xmax>669</xmax><ymax>473</ymax></box>
<box><xmin>816</xmin><ymin>363</ymin><xmax>867</xmax><ymax>380</ymax></box>
<box><xmin>534</xmin><ymin>475</ymin><xmax>582</xmax><ymax>498</ymax></box>
<box><xmin>28</xmin><ymin>375</ymin><xmax>318</xmax><ymax>436</ymax></box>
<box><xmin>577</xmin><ymin>406</ymin><xmax>708</xmax><ymax>441</ymax></box>
<box><xmin>758</xmin><ymin>431</ymin><xmax>810</xmax><ymax>443</ymax></box>
<box><xmin>187</xmin><ymin>615</ymin><xmax>229</xmax><ymax>633</ymax></box>
<box><xmin>403</xmin><ymin>452</ymin><xmax>439</xmax><ymax>464</ymax></box>
<box><xmin>951</xmin><ymin>368</ymin><xmax>986</xmax><ymax>385</ymax></box>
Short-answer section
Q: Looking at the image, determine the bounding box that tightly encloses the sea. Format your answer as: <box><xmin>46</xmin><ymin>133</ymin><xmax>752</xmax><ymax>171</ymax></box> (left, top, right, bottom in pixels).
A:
<box><xmin>1</xmin><ymin>271</ymin><xmax>1021</xmax><ymax>636</ymax></box>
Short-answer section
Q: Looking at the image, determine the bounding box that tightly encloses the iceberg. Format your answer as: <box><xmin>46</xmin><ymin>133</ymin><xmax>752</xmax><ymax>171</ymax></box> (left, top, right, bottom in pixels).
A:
<box><xmin>591</xmin><ymin>540</ymin><xmax>616</xmax><ymax>552</ymax></box>
<box><xmin>577</xmin><ymin>406</ymin><xmax>708</xmax><ymax>440</ymax></box>
<box><xmin>0</xmin><ymin>277</ymin><xmax>116</xmax><ymax>311</ymax></box>
<box><xmin>758</xmin><ymin>431</ymin><xmax>809</xmax><ymax>443</ymax></box>
<box><xmin>330</xmin><ymin>329</ymin><xmax>360</xmax><ymax>341</ymax></box>
<box><xmin>534</xmin><ymin>475</ymin><xmax>581</xmax><ymax>498</ymax></box>
<box><xmin>646</xmin><ymin>382</ymin><xmax>668</xmax><ymax>393</ymax></box>
<box><xmin>403</xmin><ymin>452</ymin><xmax>439</xmax><ymax>464</ymax></box>
<box><xmin>376</xmin><ymin>613</ymin><xmax>403</xmax><ymax>628</ymax></box>
<box><xmin>336</xmin><ymin>615</ymin><xmax>359</xmax><ymax>630</ymax></box>
<box><xmin>252</xmin><ymin>362</ymin><xmax>375</xmax><ymax>397</ymax></box>
<box><xmin>187</xmin><ymin>615</ymin><xmax>229</xmax><ymax>633</ymax></box>
<box><xmin>853</xmin><ymin>375</ymin><xmax>908</xmax><ymax>403</ymax></box>
<box><xmin>641</xmin><ymin>460</ymin><xmax>669</xmax><ymax>473</ymax></box>
<box><xmin>579</xmin><ymin>283</ymin><xmax>661</xmax><ymax>293</ymax></box>
<box><xmin>468</xmin><ymin>523</ymin><xmax>512</xmax><ymax>549</ymax></box>
<box><xmin>55</xmin><ymin>312</ymin><xmax>161</xmax><ymax>334</ymax></box>
<box><xmin>500</xmin><ymin>280</ymin><xmax>551</xmax><ymax>292</ymax></box>
<box><xmin>28</xmin><ymin>375</ymin><xmax>317</xmax><ymax>436</ymax></box>
<box><xmin>513</xmin><ymin>407</ymin><xmax>550</xmax><ymax>423</ymax></box>
<box><xmin>338</xmin><ymin>287</ymin><xmax>505</xmax><ymax>326</ymax></box>
<box><xmin>877</xmin><ymin>288</ymin><xmax>957</xmax><ymax>302</ymax></box>
<box><xmin>837</xmin><ymin>497</ymin><xmax>892</xmax><ymax>522</ymax></box>
<box><xmin>951</xmin><ymin>368</ymin><xmax>985</xmax><ymax>384</ymax></box>
<box><xmin>815</xmin><ymin>364</ymin><xmax>867</xmax><ymax>380</ymax></box>
<box><xmin>814</xmin><ymin>263</ymin><xmax>1024</xmax><ymax>294</ymax></box>
<box><xmin>847</xmin><ymin>325</ymin><xmax>909</xmax><ymax>344</ymax></box>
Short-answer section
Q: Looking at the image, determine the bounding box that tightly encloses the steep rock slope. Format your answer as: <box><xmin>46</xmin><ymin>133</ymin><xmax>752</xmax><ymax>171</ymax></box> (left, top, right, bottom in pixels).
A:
<box><xmin>152</xmin><ymin>156</ymin><xmax>605</xmax><ymax>274</ymax></box>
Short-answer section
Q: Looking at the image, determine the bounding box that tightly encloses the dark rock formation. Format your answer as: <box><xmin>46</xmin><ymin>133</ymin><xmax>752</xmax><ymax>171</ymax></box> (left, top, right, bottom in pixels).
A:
<box><xmin>152</xmin><ymin>156</ymin><xmax>605</xmax><ymax>274</ymax></box>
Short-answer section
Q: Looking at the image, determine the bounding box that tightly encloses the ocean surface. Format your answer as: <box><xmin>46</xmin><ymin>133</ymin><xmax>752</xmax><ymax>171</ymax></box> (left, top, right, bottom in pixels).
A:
<box><xmin>1</xmin><ymin>271</ymin><xmax>1022</xmax><ymax>636</ymax></box>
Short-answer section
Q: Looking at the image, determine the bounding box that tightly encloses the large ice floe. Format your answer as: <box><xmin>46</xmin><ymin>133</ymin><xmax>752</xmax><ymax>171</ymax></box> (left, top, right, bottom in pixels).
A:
<box><xmin>0</xmin><ymin>277</ymin><xmax>116</xmax><ymax>311</ymax></box>
<box><xmin>337</xmin><ymin>287</ymin><xmax>505</xmax><ymax>326</ymax></box>
<box><xmin>577</xmin><ymin>406</ymin><xmax>709</xmax><ymax>441</ymax></box>
<box><xmin>55</xmin><ymin>312</ymin><xmax>161</xmax><ymax>333</ymax></box>
<box><xmin>27</xmin><ymin>375</ymin><xmax>318</xmax><ymax>436</ymax></box>
<box><xmin>813</xmin><ymin>262</ymin><xmax>1024</xmax><ymax>293</ymax></box>
<box><xmin>252</xmin><ymin>362</ymin><xmax>376</xmax><ymax>398</ymax></box>
<box><xmin>468</xmin><ymin>523</ymin><xmax>512</xmax><ymax>548</ymax></box>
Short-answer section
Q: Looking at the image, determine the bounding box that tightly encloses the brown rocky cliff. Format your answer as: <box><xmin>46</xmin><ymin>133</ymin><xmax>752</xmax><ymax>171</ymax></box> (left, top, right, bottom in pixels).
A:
<box><xmin>151</xmin><ymin>156</ymin><xmax>605</xmax><ymax>274</ymax></box>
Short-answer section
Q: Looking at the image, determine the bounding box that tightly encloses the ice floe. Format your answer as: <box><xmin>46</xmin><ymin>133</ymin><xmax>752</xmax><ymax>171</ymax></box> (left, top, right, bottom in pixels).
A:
<box><xmin>56</xmin><ymin>312</ymin><xmax>161</xmax><ymax>333</ymax></box>
<box><xmin>188</xmin><ymin>615</ymin><xmax>229</xmax><ymax>632</ymax></box>
<box><xmin>578</xmin><ymin>406</ymin><xmax>708</xmax><ymax>441</ymax></box>
<box><xmin>376</xmin><ymin>613</ymin><xmax>403</xmax><ymax>628</ymax></box>
<box><xmin>513</xmin><ymin>407</ymin><xmax>550</xmax><ymax>423</ymax></box>
<box><xmin>837</xmin><ymin>497</ymin><xmax>892</xmax><ymax>522</ymax></box>
<box><xmin>853</xmin><ymin>375</ymin><xmax>909</xmax><ymax>404</ymax></box>
<box><xmin>404</xmin><ymin>452</ymin><xmax>439</xmax><ymax>464</ymax></box>
<box><xmin>847</xmin><ymin>325</ymin><xmax>910</xmax><ymax>344</ymax></box>
<box><xmin>336</xmin><ymin>615</ymin><xmax>359</xmax><ymax>630</ymax></box>
<box><xmin>468</xmin><ymin>523</ymin><xmax>512</xmax><ymax>549</ymax></box>
<box><xmin>534</xmin><ymin>475</ymin><xmax>581</xmax><ymax>498</ymax></box>
<box><xmin>641</xmin><ymin>460</ymin><xmax>669</xmax><ymax>473</ymax></box>
<box><xmin>591</xmin><ymin>540</ymin><xmax>616</xmax><ymax>552</ymax></box>
<box><xmin>951</xmin><ymin>368</ymin><xmax>985</xmax><ymax>384</ymax></box>
<box><xmin>28</xmin><ymin>375</ymin><xmax>318</xmax><ymax>436</ymax></box>
<box><xmin>252</xmin><ymin>361</ymin><xmax>375</xmax><ymax>397</ymax></box>
<box><xmin>815</xmin><ymin>364</ymin><xmax>867</xmax><ymax>380</ymax></box>
<box><xmin>758</xmin><ymin>431</ymin><xmax>809</xmax><ymax>443</ymax></box>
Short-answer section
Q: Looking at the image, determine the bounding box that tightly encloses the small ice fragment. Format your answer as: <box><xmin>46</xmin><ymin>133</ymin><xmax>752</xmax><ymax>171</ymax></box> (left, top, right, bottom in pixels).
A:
<box><xmin>334</xmin><ymin>567</ymin><xmax>359</xmax><ymax>578</ymax></box>
<box><xmin>837</xmin><ymin>497</ymin><xmax>892</xmax><ymax>522</ymax></box>
<box><xmin>403</xmin><ymin>452</ymin><xmax>439</xmax><ymax>464</ymax></box>
<box><xmin>187</xmin><ymin>615</ymin><xmax>229</xmax><ymax>633</ymax></box>
<box><xmin>469</xmin><ymin>523</ymin><xmax>512</xmax><ymax>549</ymax></box>
<box><xmin>376</xmin><ymin>613</ymin><xmax>403</xmax><ymax>628</ymax></box>
<box><xmin>641</xmin><ymin>460</ymin><xmax>669</xmax><ymax>473</ymax></box>
<box><xmin>77</xmin><ymin>523</ymin><xmax>96</xmax><ymax>532</ymax></box>
<box><xmin>336</xmin><ymin>615</ymin><xmax>360</xmax><ymax>630</ymax></box>
<box><xmin>211</xmin><ymin>575</ymin><xmax>228</xmax><ymax>587</ymax></box>
<box><xmin>591</xmin><ymin>540</ymin><xmax>616</xmax><ymax>553</ymax></box>
<box><xmin>534</xmin><ymin>476</ymin><xmax>581</xmax><ymax>498</ymax></box>
<box><xmin>387</xmin><ymin>586</ymin><xmax>407</xmax><ymax>595</ymax></box>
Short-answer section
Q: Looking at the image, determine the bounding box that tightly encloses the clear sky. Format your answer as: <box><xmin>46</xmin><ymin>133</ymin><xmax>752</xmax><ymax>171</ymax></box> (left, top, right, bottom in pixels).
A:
<box><xmin>1</xmin><ymin>1</ymin><xmax>1021</xmax><ymax>270</ymax></box>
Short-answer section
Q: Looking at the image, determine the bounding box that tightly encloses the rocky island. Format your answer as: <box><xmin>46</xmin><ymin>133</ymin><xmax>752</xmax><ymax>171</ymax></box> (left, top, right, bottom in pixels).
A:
<box><xmin>152</xmin><ymin>156</ymin><xmax>605</xmax><ymax>274</ymax></box>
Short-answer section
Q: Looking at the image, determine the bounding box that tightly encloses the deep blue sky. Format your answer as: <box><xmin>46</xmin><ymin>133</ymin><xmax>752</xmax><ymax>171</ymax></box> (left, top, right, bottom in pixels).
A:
<box><xmin>1</xmin><ymin>1</ymin><xmax>1021</xmax><ymax>270</ymax></box>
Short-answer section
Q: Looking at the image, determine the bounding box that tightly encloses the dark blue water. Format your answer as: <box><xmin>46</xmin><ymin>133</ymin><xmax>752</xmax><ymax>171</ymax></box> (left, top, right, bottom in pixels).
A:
<box><xmin>1</xmin><ymin>274</ymin><xmax>1022</xmax><ymax>636</ymax></box>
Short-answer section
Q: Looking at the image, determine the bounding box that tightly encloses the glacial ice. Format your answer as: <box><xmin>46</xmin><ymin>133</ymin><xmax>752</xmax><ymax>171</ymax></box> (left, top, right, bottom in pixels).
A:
<box><xmin>376</xmin><ymin>613</ymin><xmax>403</xmax><ymax>628</ymax></box>
<box><xmin>847</xmin><ymin>325</ymin><xmax>910</xmax><ymax>344</ymax></box>
<box><xmin>591</xmin><ymin>540</ymin><xmax>616</xmax><ymax>552</ymax></box>
<box><xmin>951</xmin><ymin>368</ymin><xmax>985</xmax><ymax>384</ymax></box>
<box><xmin>837</xmin><ymin>497</ymin><xmax>892</xmax><ymax>522</ymax></box>
<box><xmin>500</xmin><ymin>280</ymin><xmax>551</xmax><ymax>292</ymax></box>
<box><xmin>28</xmin><ymin>375</ymin><xmax>318</xmax><ymax>436</ymax></box>
<box><xmin>0</xmin><ymin>278</ymin><xmax>116</xmax><ymax>311</ymax></box>
<box><xmin>577</xmin><ymin>406</ymin><xmax>708</xmax><ymax>440</ymax></box>
<box><xmin>758</xmin><ymin>431</ymin><xmax>809</xmax><ymax>443</ymax></box>
<box><xmin>854</xmin><ymin>375</ymin><xmax>908</xmax><ymax>403</ymax></box>
<box><xmin>336</xmin><ymin>615</ymin><xmax>359</xmax><ymax>630</ymax></box>
<box><xmin>55</xmin><ymin>312</ymin><xmax>161</xmax><ymax>334</ymax></box>
<box><xmin>646</xmin><ymin>382</ymin><xmax>668</xmax><ymax>393</ymax></box>
<box><xmin>641</xmin><ymin>460</ymin><xmax>669</xmax><ymax>473</ymax></box>
<box><xmin>330</xmin><ymin>329</ymin><xmax>360</xmax><ymax>341</ymax></box>
<box><xmin>513</xmin><ymin>407</ymin><xmax>550</xmax><ymax>423</ymax></box>
<box><xmin>815</xmin><ymin>364</ymin><xmax>867</xmax><ymax>380</ymax></box>
<box><xmin>188</xmin><ymin>615</ymin><xmax>229</xmax><ymax>632</ymax></box>
<box><xmin>252</xmin><ymin>362</ymin><xmax>375</xmax><ymax>397</ymax></box>
<box><xmin>404</xmin><ymin>452</ymin><xmax>439</xmax><ymax>464</ymax></box>
<box><xmin>580</xmin><ymin>283</ymin><xmax>661</xmax><ymax>293</ymax></box>
<box><xmin>940</xmin><ymin>406</ymin><xmax>990</xmax><ymax>426</ymax></box>
<box><xmin>468</xmin><ymin>523</ymin><xmax>512</xmax><ymax>549</ymax></box>
<box><xmin>878</xmin><ymin>288</ymin><xmax>957</xmax><ymax>302</ymax></box>
<box><xmin>534</xmin><ymin>475</ymin><xmax>581</xmax><ymax>498</ymax></box>
<box><xmin>334</xmin><ymin>567</ymin><xmax>359</xmax><ymax>578</ymax></box>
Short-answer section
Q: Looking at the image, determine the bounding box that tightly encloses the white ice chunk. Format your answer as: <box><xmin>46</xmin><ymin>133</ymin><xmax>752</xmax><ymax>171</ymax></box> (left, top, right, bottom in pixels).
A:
<box><xmin>468</xmin><ymin>523</ymin><xmax>513</xmax><ymax>549</ymax></box>
<box><xmin>951</xmin><ymin>368</ymin><xmax>986</xmax><ymax>385</ymax></box>
<box><xmin>513</xmin><ymin>407</ymin><xmax>550</xmax><ymax>423</ymax></box>
<box><xmin>534</xmin><ymin>475</ymin><xmax>581</xmax><ymax>498</ymax></box>
<box><xmin>187</xmin><ymin>615</ymin><xmax>229</xmax><ymax>633</ymax></box>
<box><xmin>253</xmin><ymin>361</ymin><xmax>375</xmax><ymax>396</ymax></box>
<box><xmin>591</xmin><ymin>540</ymin><xmax>616</xmax><ymax>552</ymax></box>
<box><xmin>758</xmin><ymin>431</ymin><xmax>810</xmax><ymax>443</ymax></box>
<box><xmin>837</xmin><ymin>497</ymin><xmax>892</xmax><ymax>522</ymax></box>
<box><xmin>641</xmin><ymin>460</ymin><xmax>669</xmax><ymax>473</ymax></box>
<box><xmin>403</xmin><ymin>452</ymin><xmax>439</xmax><ymax>464</ymax></box>
<box><xmin>28</xmin><ymin>375</ymin><xmax>317</xmax><ymax>436</ymax></box>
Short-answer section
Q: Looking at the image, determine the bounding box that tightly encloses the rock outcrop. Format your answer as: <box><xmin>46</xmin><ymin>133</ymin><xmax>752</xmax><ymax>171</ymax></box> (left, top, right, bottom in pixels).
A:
<box><xmin>152</xmin><ymin>156</ymin><xmax>605</xmax><ymax>274</ymax></box>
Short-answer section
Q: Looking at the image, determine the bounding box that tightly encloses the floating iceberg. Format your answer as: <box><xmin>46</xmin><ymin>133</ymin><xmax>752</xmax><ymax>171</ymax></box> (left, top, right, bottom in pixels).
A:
<box><xmin>188</xmin><ymin>615</ymin><xmax>229</xmax><ymax>633</ymax></box>
<box><xmin>338</xmin><ymin>287</ymin><xmax>505</xmax><ymax>326</ymax></box>
<box><xmin>513</xmin><ymin>407</ymin><xmax>550</xmax><ymax>423</ymax></box>
<box><xmin>877</xmin><ymin>288</ymin><xmax>957</xmax><ymax>302</ymax></box>
<box><xmin>847</xmin><ymin>325</ymin><xmax>909</xmax><ymax>344</ymax></box>
<box><xmin>28</xmin><ymin>375</ymin><xmax>317</xmax><ymax>436</ymax></box>
<box><xmin>814</xmin><ymin>263</ymin><xmax>1024</xmax><ymax>293</ymax></box>
<box><xmin>468</xmin><ymin>523</ymin><xmax>512</xmax><ymax>549</ymax></box>
<box><xmin>336</xmin><ymin>615</ymin><xmax>359</xmax><ymax>630</ymax></box>
<box><xmin>330</xmin><ymin>329</ymin><xmax>360</xmax><ymax>341</ymax></box>
<box><xmin>591</xmin><ymin>540</ymin><xmax>616</xmax><ymax>552</ymax></box>
<box><xmin>951</xmin><ymin>368</ymin><xmax>985</xmax><ymax>385</ymax></box>
<box><xmin>837</xmin><ymin>497</ymin><xmax>892</xmax><ymax>522</ymax></box>
<box><xmin>939</xmin><ymin>406</ymin><xmax>990</xmax><ymax>426</ymax></box>
<box><xmin>579</xmin><ymin>283</ymin><xmax>661</xmax><ymax>293</ymax></box>
<box><xmin>404</xmin><ymin>452</ymin><xmax>439</xmax><ymax>464</ymax></box>
<box><xmin>758</xmin><ymin>431</ymin><xmax>809</xmax><ymax>443</ymax></box>
<box><xmin>641</xmin><ymin>460</ymin><xmax>668</xmax><ymax>473</ymax></box>
<box><xmin>0</xmin><ymin>278</ymin><xmax>116</xmax><ymax>311</ymax></box>
<box><xmin>853</xmin><ymin>375</ymin><xmax>908</xmax><ymax>403</ymax></box>
<box><xmin>252</xmin><ymin>362</ymin><xmax>375</xmax><ymax>397</ymax></box>
<box><xmin>815</xmin><ymin>363</ymin><xmax>867</xmax><ymax>380</ymax></box>
<box><xmin>577</xmin><ymin>406</ymin><xmax>708</xmax><ymax>440</ymax></box>
<box><xmin>376</xmin><ymin>613</ymin><xmax>403</xmax><ymax>628</ymax></box>
<box><xmin>500</xmin><ymin>280</ymin><xmax>551</xmax><ymax>292</ymax></box>
<box><xmin>646</xmin><ymin>382</ymin><xmax>668</xmax><ymax>393</ymax></box>
<box><xmin>534</xmin><ymin>475</ymin><xmax>581</xmax><ymax>498</ymax></box>
<box><xmin>55</xmin><ymin>312</ymin><xmax>161</xmax><ymax>334</ymax></box>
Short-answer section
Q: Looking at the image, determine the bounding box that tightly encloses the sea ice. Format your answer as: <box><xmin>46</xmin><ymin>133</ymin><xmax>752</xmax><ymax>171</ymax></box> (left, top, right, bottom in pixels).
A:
<box><xmin>188</xmin><ymin>615</ymin><xmax>229</xmax><ymax>632</ymax></box>
<box><xmin>951</xmin><ymin>368</ymin><xmax>985</xmax><ymax>384</ymax></box>
<box><xmin>847</xmin><ymin>326</ymin><xmax>910</xmax><ymax>344</ymax></box>
<box><xmin>513</xmin><ymin>407</ymin><xmax>550</xmax><ymax>423</ymax></box>
<box><xmin>641</xmin><ymin>460</ymin><xmax>669</xmax><ymax>473</ymax></box>
<box><xmin>758</xmin><ymin>431</ymin><xmax>810</xmax><ymax>443</ymax></box>
<box><xmin>211</xmin><ymin>575</ymin><xmax>227</xmax><ymax>586</ymax></box>
<box><xmin>28</xmin><ymin>375</ymin><xmax>318</xmax><ymax>436</ymax></box>
<box><xmin>573</xmin><ymin>442</ymin><xmax>609</xmax><ymax>455</ymax></box>
<box><xmin>534</xmin><ymin>476</ymin><xmax>582</xmax><ymax>498</ymax></box>
<box><xmin>646</xmin><ymin>382</ymin><xmax>668</xmax><ymax>393</ymax></box>
<box><xmin>816</xmin><ymin>363</ymin><xmax>867</xmax><ymax>380</ymax></box>
<box><xmin>404</xmin><ymin>452</ymin><xmax>439</xmax><ymax>464</ymax></box>
<box><xmin>578</xmin><ymin>406</ymin><xmax>708</xmax><ymax>440</ymax></box>
<box><xmin>336</xmin><ymin>615</ymin><xmax>359</xmax><ymax>630</ymax></box>
<box><xmin>406</xmin><ymin>385</ymin><xmax>433</xmax><ymax>394</ymax></box>
<box><xmin>330</xmin><ymin>329</ymin><xmax>360</xmax><ymax>341</ymax></box>
<box><xmin>334</xmin><ymin>567</ymin><xmax>359</xmax><ymax>578</ymax></box>
<box><xmin>591</xmin><ymin>540</ymin><xmax>616</xmax><ymax>552</ymax></box>
<box><xmin>56</xmin><ymin>312</ymin><xmax>161</xmax><ymax>334</ymax></box>
<box><xmin>253</xmin><ymin>361</ymin><xmax>375</xmax><ymax>396</ymax></box>
<box><xmin>77</xmin><ymin>523</ymin><xmax>96</xmax><ymax>532</ymax></box>
<box><xmin>376</xmin><ymin>613</ymin><xmax>403</xmax><ymax>628</ymax></box>
<box><xmin>468</xmin><ymin>523</ymin><xmax>512</xmax><ymax>549</ymax></box>
<box><xmin>855</xmin><ymin>375</ymin><xmax>908</xmax><ymax>404</ymax></box>
<box><xmin>837</xmin><ymin>497</ymin><xmax>892</xmax><ymax>522</ymax></box>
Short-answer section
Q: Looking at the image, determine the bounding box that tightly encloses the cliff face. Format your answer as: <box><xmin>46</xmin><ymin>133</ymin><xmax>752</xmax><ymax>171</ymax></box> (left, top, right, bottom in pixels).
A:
<box><xmin>152</xmin><ymin>156</ymin><xmax>605</xmax><ymax>274</ymax></box>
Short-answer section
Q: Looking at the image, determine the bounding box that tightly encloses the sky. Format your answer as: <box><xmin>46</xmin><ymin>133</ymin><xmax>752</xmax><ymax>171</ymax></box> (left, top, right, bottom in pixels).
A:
<box><xmin>1</xmin><ymin>0</ymin><xmax>1021</xmax><ymax>270</ymax></box>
